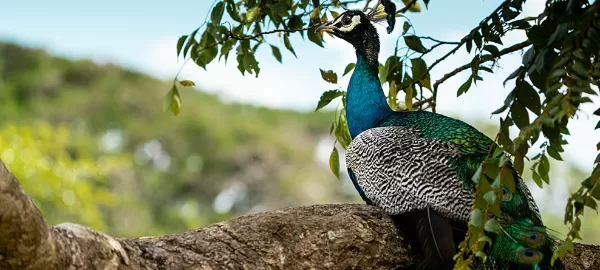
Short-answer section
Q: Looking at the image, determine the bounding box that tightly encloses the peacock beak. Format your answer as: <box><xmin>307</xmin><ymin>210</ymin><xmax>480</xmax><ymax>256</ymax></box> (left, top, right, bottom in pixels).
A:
<box><xmin>316</xmin><ymin>22</ymin><xmax>335</xmax><ymax>34</ymax></box>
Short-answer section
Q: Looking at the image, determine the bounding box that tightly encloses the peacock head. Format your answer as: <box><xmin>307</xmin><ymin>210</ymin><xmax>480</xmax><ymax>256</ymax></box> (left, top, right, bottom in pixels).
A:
<box><xmin>316</xmin><ymin>2</ymin><xmax>395</xmax><ymax>65</ymax></box>
<box><xmin>316</xmin><ymin>10</ymin><xmax>377</xmax><ymax>48</ymax></box>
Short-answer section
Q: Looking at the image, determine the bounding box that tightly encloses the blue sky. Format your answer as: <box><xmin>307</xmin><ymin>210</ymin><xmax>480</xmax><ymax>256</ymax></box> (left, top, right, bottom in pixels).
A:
<box><xmin>2</xmin><ymin>0</ymin><xmax>599</xmax><ymax>203</ymax></box>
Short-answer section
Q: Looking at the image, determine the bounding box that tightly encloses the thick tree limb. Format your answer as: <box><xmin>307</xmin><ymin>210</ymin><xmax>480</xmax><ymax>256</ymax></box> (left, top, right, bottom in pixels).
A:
<box><xmin>0</xmin><ymin>160</ymin><xmax>599</xmax><ymax>270</ymax></box>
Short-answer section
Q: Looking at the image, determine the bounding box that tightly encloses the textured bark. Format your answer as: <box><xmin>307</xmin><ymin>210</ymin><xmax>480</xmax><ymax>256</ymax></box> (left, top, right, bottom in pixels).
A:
<box><xmin>0</xmin><ymin>160</ymin><xmax>599</xmax><ymax>270</ymax></box>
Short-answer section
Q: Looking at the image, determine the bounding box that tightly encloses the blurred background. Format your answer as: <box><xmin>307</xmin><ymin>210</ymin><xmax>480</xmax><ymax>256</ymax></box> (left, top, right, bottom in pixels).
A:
<box><xmin>1</xmin><ymin>0</ymin><xmax>599</xmax><ymax>243</ymax></box>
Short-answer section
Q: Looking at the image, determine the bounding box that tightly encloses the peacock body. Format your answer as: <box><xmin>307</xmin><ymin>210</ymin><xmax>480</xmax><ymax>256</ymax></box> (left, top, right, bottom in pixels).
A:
<box><xmin>318</xmin><ymin>5</ymin><xmax>562</xmax><ymax>270</ymax></box>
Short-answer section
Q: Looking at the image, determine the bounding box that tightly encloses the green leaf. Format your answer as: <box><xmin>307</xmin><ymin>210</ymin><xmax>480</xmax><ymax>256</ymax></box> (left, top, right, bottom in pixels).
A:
<box><xmin>211</xmin><ymin>1</ymin><xmax>225</xmax><ymax>25</ymax></box>
<box><xmin>410</xmin><ymin>58</ymin><xmax>427</xmax><ymax>80</ymax></box>
<box><xmin>270</xmin><ymin>45</ymin><xmax>282</xmax><ymax>63</ymax></box>
<box><xmin>184</xmin><ymin>28</ymin><xmax>200</xmax><ymax>59</ymax></box>
<box><xmin>483</xmin><ymin>190</ymin><xmax>496</xmax><ymax>205</ymax></box>
<box><xmin>484</xmin><ymin>218</ymin><xmax>502</xmax><ymax>234</ymax></box>
<box><xmin>532</xmin><ymin>171</ymin><xmax>543</xmax><ymax>188</ymax></box>
<box><xmin>243</xmin><ymin>53</ymin><xmax>260</xmax><ymax>77</ymax></box>
<box><xmin>517</xmin><ymin>82</ymin><xmax>541</xmax><ymax>115</ymax></box>
<box><xmin>164</xmin><ymin>85</ymin><xmax>182</xmax><ymax>116</ymax></box>
<box><xmin>329</xmin><ymin>146</ymin><xmax>340</xmax><ymax>179</ymax></box>
<box><xmin>315</xmin><ymin>90</ymin><xmax>344</xmax><ymax>111</ymax></box>
<box><xmin>483</xmin><ymin>45</ymin><xmax>500</xmax><ymax>56</ymax></box>
<box><xmin>226</xmin><ymin>1</ymin><xmax>242</xmax><ymax>22</ymax></box>
<box><xmin>403</xmin><ymin>22</ymin><xmax>411</xmax><ymax>35</ymax></box>
<box><xmin>547</xmin><ymin>145</ymin><xmax>563</xmax><ymax>161</ymax></box>
<box><xmin>475</xmin><ymin>251</ymin><xmax>488</xmax><ymax>262</ymax></box>
<box><xmin>478</xmin><ymin>235</ymin><xmax>493</xmax><ymax>245</ymax></box>
<box><xmin>404</xmin><ymin>35</ymin><xmax>427</xmax><ymax>53</ymax></box>
<box><xmin>283</xmin><ymin>34</ymin><xmax>297</xmax><ymax>58</ymax></box>
<box><xmin>457</xmin><ymin>77</ymin><xmax>473</xmax><ymax>97</ymax></box>
<box><xmin>176</xmin><ymin>35</ymin><xmax>188</xmax><ymax>58</ymax></box>
<box><xmin>470</xmin><ymin>208</ymin><xmax>483</xmax><ymax>228</ymax></box>
<box><xmin>307</xmin><ymin>29</ymin><xmax>324</xmax><ymax>47</ymax></box>
<box><xmin>502</xmin><ymin>7</ymin><xmax>519</xmax><ymax>21</ymax></box>
<box><xmin>246</xmin><ymin>6</ymin><xmax>261</xmax><ymax>22</ymax></box>
<box><xmin>510</xmin><ymin>101</ymin><xmax>530</xmax><ymax>128</ymax></box>
<box><xmin>320</xmin><ymin>69</ymin><xmax>338</xmax><ymax>84</ymax></box>
<box><xmin>473</xmin><ymin>30</ymin><xmax>482</xmax><ymax>49</ymax></box>
<box><xmin>343</xmin><ymin>63</ymin><xmax>356</xmax><ymax>77</ymax></box>
<box><xmin>193</xmin><ymin>31</ymin><xmax>218</xmax><ymax>69</ymax></box>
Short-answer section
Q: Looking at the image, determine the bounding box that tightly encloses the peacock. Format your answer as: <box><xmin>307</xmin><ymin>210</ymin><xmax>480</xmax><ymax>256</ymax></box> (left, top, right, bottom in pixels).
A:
<box><xmin>317</xmin><ymin>3</ymin><xmax>562</xmax><ymax>270</ymax></box>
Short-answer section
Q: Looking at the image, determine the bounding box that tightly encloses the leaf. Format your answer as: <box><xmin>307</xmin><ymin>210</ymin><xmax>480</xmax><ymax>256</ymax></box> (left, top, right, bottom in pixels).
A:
<box><xmin>320</xmin><ymin>69</ymin><xmax>338</xmax><ymax>84</ymax></box>
<box><xmin>484</xmin><ymin>218</ymin><xmax>502</xmax><ymax>234</ymax></box>
<box><xmin>164</xmin><ymin>86</ymin><xmax>182</xmax><ymax>116</ymax></box>
<box><xmin>315</xmin><ymin>90</ymin><xmax>344</xmax><ymax>111</ymax></box>
<box><xmin>226</xmin><ymin>1</ymin><xmax>242</xmax><ymax>22</ymax></box>
<box><xmin>329</xmin><ymin>146</ymin><xmax>340</xmax><ymax>179</ymax></box>
<box><xmin>511</xmin><ymin>20</ymin><xmax>531</xmax><ymax>29</ymax></box>
<box><xmin>547</xmin><ymin>145</ymin><xmax>563</xmax><ymax>161</ymax></box>
<box><xmin>517</xmin><ymin>82</ymin><xmax>541</xmax><ymax>115</ymax></box>
<box><xmin>243</xmin><ymin>53</ymin><xmax>260</xmax><ymax>77</ymax></box>
<box><xmin>510</xmin><ymin>101</ymin><xmax>530</xmax><ymax>128</ymax></box>
<box><xmin>457</xmin><ymin>77</ymin><xmax>473</xmax><ymax>97</ymax></box>
<box><xmin>502</xmin><ymin>7</ymin><xmax>519</xmax><ymax>21</ymax></box>
<box><xmin>270</xmin><ymin>45</ymin><xmax>282</xmax><ymax>63</ymax></box>
<box><xmin>176</xmin><ymin>35</ymin><xmax>188</xmax><ymax>58</ymax></box>
<box><xmin>343</xmin><ymin>63</ymin><xmax>356</xmax><ymax>77</ymax></box>
<box><xmin>483</xmin><ymin>190</ymin><xmax>496</xmax><ymax>205</ymax></box>
<box><xmin>410</xmin><ymin>58</ymin><xmax>427</xmax><ymax>80</ymax></box>
<box><xmin>404</xmin><ymin>35</ymin><xmax>427</xmax><ymax>53</ymax></box>
<box><xmin>178</xmin><ymin>80</ymin><xmax>195</xmax><ymax>87</ymax></box>
<box><xmin>478</xmin><ymin>235</ymin><xmax>492</xmax><ymax>245</ymax></box>
<box><xmin>470</xmin><ymin>208</ymin><xmax>483</xmax><ymax>228</ymax></box>
<box><xmin>483</xmin><ymin>45</ymin><xmax>500</xmax><ymax>57</ymax></box>
<box><xmin>307</xmin><ymin>29</ymin><xmax>324</xmax><ymax>47</ymax></box>
<box><xmin>403</xmin><ymin>21</ymin><xmax>411</xmax><ymax>35</ymax></box>
<box><xmin>283</xmin><ymin>34</ymin><xmax>297</xmax><ymax>58</ymax></box>
<box><xmin>246</xmin><ymin>6</ymin><xmax>261</xmax><ymax>22</ymax></box>
<box><xmin>193</xmin><ymin>31</ymin><xmax>218</xmax><ymax>69</ymax></box>
<box><xmin>405</xmin><ymin>85</ymin><xmax>413</xmax><ymax>110</ymax></box>
<box><xmin>211</xmin><ymin>1</ymin><xmax>225</xmax><ymax>25</ymax></box>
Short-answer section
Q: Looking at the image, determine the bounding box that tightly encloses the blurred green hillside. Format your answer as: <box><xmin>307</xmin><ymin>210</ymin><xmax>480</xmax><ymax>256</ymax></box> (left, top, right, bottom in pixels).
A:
<box><xmin>0</xmin><ymin>41</ymin><xmax>598</xmax><ymax>244</ymax></box>
<box><xmin>0</xmin><ymin>41</ymin><xmax>355</xmax><ymax>237</ymax></box>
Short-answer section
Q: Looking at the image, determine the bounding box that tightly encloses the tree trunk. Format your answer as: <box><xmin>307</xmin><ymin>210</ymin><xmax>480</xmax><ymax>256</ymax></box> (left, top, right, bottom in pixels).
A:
<box><xmin>0</xmin><ymin>160</ymin><xmax>598</xmax><ymax>270</ymax></box>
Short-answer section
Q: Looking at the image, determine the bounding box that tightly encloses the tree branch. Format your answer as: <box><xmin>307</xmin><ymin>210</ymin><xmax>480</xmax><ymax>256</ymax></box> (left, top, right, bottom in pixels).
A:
<box><xmin>0</xmin><ymin>159</ymin><xmax>598</xmax><ymax>269</ymax></box>
<box><xmin>433</xmin><ymin>40</ymin><xmax>531</xmax><ymax>90</ymax></box>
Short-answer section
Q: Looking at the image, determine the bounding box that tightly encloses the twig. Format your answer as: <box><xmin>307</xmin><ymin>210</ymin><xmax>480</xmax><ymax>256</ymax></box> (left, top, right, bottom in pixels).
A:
<box><xmin>418</xmin><ymin>36</ymin><xmax>461</xmax><ymax>45</ymax></box>
<box><xmin>425</xmin><ymin>0</ymin><xmax>514</xmax><ymax>74</ymax></box>
<box><xmin>362</xmin><ymin>0</ymin><xmax>373</xmax><ymax>11</ymax></box>
<box><xmin>432</xmin><ymin>40</ymin><xmax>531</xmax><ymax>90</ymax></box>
<box><xmin>229</xmin><ymin>26</ymin><xmax>316</xmax><ymax>40</ymax></box>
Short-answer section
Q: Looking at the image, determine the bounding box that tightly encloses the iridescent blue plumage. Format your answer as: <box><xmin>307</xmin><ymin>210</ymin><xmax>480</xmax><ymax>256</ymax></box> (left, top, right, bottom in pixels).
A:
<box><xmin>318</xmin><ymin>6</ymin><xmax>562</xmax><ymax>270</ymax></box>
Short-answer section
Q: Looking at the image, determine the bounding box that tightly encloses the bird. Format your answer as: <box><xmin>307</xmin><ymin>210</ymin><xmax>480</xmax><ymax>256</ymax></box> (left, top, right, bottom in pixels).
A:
<box><xmin>317</xmin><ymin>4</ymin><xmax>562</xmax><ymax>270</ymax></box>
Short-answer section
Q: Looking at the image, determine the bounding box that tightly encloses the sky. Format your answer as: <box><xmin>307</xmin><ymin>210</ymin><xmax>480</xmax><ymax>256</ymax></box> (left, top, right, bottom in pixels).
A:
<box><xmin>1</xmin><ymin>0</ymin><xmax>599</xmax><ymax>200</ymax></box>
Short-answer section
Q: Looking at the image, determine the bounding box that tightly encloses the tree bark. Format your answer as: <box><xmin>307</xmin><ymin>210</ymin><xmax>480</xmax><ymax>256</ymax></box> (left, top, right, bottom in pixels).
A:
<box><xmin>1</xmin><ymin>160</ymin><xmax>599</xmax><ymax>270</ymax></box>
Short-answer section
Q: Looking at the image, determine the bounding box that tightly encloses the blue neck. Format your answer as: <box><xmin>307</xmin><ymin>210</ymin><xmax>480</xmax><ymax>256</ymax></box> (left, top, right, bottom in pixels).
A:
<box><xmin>346</xmin><ymin>52</ymin><xmax>392</xmax><ymax>138</ymax></box>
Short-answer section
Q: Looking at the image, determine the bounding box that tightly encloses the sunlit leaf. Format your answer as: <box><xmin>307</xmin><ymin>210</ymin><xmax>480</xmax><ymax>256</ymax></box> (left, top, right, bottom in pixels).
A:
<box><xmin>211</xmin><ymin>1</ymin><xmax>225</xmax><ymax>25</ymax></box>
<box><xmin>315</xmin><ymin>90</ymin><xmax>344</xmax><ymax>111</ymax></box>
<box><xmin>320</xmin><ymin>69</ymin><xmax>338</xmax><ymax>84</ymax></box>
<box><xmin>329</xmin><ymin>146</ymin><xmax>340</xmax><ymax>179</ymax></box>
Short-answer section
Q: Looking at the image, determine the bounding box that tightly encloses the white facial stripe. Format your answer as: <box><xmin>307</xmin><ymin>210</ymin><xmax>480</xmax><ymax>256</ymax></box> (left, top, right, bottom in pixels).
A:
<box><xmin>339</xmin><ymin>15</ymin><xmax>361</xmax><ymax>32</ymax></box>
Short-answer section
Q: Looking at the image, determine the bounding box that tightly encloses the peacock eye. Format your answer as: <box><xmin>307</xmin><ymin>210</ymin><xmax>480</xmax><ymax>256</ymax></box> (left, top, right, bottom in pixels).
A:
<box><xmin>502</xmin><ymin>186</ymin><xmax>512</xmax><ymax>201</ymax></box>
<box><xmin>342</xmin><ymin>15</ymin><xmax>352</xmax><ymax>25</ymax></box>
<box><xmin>518</xmin><ymin>248</ymin><xmax>542</xmax><ymax>264</ymax></box>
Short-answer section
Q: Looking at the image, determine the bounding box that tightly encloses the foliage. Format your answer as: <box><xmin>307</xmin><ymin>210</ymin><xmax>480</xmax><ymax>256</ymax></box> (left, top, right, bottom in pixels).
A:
<box><xmin>175</xmin><ymin>0</ymin><xmax>600</xmax><ymax>268</ymax></box>
<box><xmin>0</xmin><ymin>123</ymin><xmax>130</xmax><ymax>231</ymax></box>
